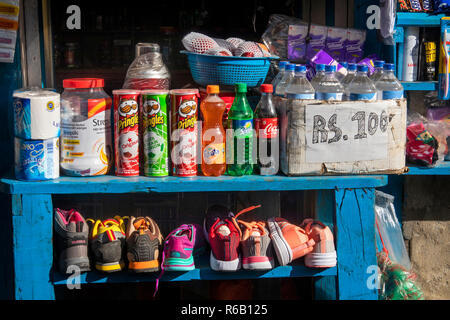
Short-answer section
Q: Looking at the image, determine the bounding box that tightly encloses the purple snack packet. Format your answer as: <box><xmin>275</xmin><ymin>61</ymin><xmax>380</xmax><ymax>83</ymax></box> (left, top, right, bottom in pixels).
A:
<box><xmin>310</xmin><ymin>49</ymin><xmax>347</xmax><ymax>79</ymax></box>
<box><xmin>326</xmin><ymin>27</ymin><xmax>347</xmax><ymax>61</ymax></box>
<box><xmin>346</xmin><ymin>29</ymin><xmax>366</xmax><ymax>63</ymax></box>
<box><xmin>427</xmin><ymin>107</ymin><xmax>450</xmax><ymax>122</ymax></box>
<box><xmin>288</xmin><ymin>24</ymin><xmax>308</xmax><ymax>61</ymax></box>
<box><xmin>306</xmin><ymin>24</ymin><xmax>328</xmax><ymax>60</ymax></box>
<box><xmin>357</xmin><ymin>54</ymin><xmax>380</xmax><ymax>76</ymax></box>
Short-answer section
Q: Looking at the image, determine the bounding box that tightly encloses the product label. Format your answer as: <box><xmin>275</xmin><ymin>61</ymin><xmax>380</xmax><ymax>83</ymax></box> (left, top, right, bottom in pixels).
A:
<box><xmin>349</xmin><ymin>93</ymin><xmax>377</xmax><ymax>101</ymax></box>
<box><xmin>315</xmin><ymin>92</ymin><xmax>343</xmax><ymax>101</ymax></box>
<box><xmin>382</xmin><ymin>90</ymin><xmax>404</xmax><ymax>100</ymax></box>
<box><xmin>203</xmin><ymin>142</ymin><xmax>225</xmax><ymax>165</ymax></box>
<box><xmin>286</xmin><ymin>93</ymin><xmax>315</xmax><ymax>100</ymax></box>
<box><xmin>142</xmin><ymin>94</ymin><xmax>169</xmax><ymax>176</ymax></box>
<box><xmin>227</xmin><ymin>119</ymin><xmax>254</xmax><ymax>166</ymax></box>
<box><xmin>255</xmin><ymin>118</ymin><xmax>279</xmax><ymax>139</ymax></box>
<box><xmin>61</xmin><ymin>98</ymin><xmax>112</xmax><ymax>176</ymax></box>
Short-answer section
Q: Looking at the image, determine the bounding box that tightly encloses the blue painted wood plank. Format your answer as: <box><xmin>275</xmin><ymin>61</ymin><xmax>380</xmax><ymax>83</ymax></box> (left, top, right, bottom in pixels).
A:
<box><xmin>314</xmin><ymin>190</ymin><xmax>337</xmax><ymax>300</ymax></box>
<box><xmin>52</xmin><ymin>255</ymin><xmax>337</xmax><ymax>285</ymax></box>
<box><xmin>0</xmin><ymin>175</ymin><xmax>388</xmax><ymax>195</ymax></box>
<box><xmin>396</xmin><ymin>12</ymin><xmax>447</xmax><ymax>27</ymax></box>
<box><xmin>334</xmin><ymin>188</ymin><xmax>378</xmax><ymax>300</ymax></box>
<box><xmin>405</xmin><ymin>162</ymin><xmax>450</xmax><ymax>175</ymax></box>
<box><xmin>401</xmin><ymin>81</ymin><xmax>438</xmax><ymax>91</ymax></box>
<box><xmin>12</xmin><ymin>194</ymin><xmax>55</xmax><ymax>300</ymax></box>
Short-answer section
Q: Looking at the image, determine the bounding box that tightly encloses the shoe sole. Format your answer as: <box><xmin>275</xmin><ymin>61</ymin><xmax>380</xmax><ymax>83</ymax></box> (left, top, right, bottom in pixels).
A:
<box><xmin>129</xmin><ymin>260</ymin><xmax>160</xmax><ymax>273</ymax></box>
<box><xmin>59</xmin><ymin>257</ymin><xmax>90</xmax><ymax>274</ymax></box>
<box><xmin>95</xmin><ymin>261</ymin><xmax>125</xmax><ymax>273</ymax></box>
<box><xmin>242</xmin><ymin>257</ymin><xmax>275</xmax><ymax>270</ymax></box>
<box><xmin>210</xmin><ymin>252</ymin><xmax>240</xmax><ymax>272</ymax></box>
<box><xmin>267</xmin><ymin>218</ymin><xmax>292</xmax><ymax>266</ymax></box>
<box><xmin>305</xmin><ymin>251</ymin><xmax>337</xmax><ymax>268</ymax></box>
<box><xmin>163</xmin><ymin>256</ymin><xmax>195</xmax><ymax>271</ymax></box>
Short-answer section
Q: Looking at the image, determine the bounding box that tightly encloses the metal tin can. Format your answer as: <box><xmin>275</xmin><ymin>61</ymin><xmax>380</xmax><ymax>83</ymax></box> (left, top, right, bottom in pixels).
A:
<box><xmin>170</xmin><ymin>89</ymin><xmax>199</xmax><ymax>177</ymax></box>
<box><xmin>141</xmin><ymin>90</ymin><xmax>169</xmax><ymax>177</ymax></box>
<box><xmin>113</xmin><ymin>89</ymin><xmax>140</xmax><ymax>176</ymax></box>
<box><xmin>424</xmin><ymin>41</ymin><xmax>436</xmax><ymax>81</ymax></box>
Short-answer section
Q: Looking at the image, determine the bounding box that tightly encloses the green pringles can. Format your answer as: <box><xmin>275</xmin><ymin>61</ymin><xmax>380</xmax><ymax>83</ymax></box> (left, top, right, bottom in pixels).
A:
<box><xmin>140</xmin><ymin>90</ymin><xmax>169</xmax><ymax>177</ymax></box>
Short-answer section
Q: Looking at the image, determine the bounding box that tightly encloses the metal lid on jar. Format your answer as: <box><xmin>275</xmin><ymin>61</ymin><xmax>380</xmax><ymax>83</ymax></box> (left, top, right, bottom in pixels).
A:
<box><xmin>63</xmin><ymin>78</ymin><xmax>105</xmax><ymax>89</ymax></box>
<box><xmin>169</xmin><ymin>89</ymin><xmax>199</xmax><ymax>95</ymax></box>
<box><xmin>135</xmin><ymin>43</ymin><xmax>160</xmax><ymax>58</ymax></box>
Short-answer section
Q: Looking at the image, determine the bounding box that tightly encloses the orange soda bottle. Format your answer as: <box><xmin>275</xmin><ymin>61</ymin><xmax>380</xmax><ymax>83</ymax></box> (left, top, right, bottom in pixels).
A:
<box><xmin>200</xmin><ymin>85</ymin><xmax>227</xmax><ymax>176</ymax></box>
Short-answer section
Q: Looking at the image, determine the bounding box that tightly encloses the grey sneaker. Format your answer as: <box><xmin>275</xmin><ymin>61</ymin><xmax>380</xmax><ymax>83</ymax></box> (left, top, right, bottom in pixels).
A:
<box><xmin>54</xmin><ymin>209</ymin><xmax>90</xmax><ymax>274</ymax></box>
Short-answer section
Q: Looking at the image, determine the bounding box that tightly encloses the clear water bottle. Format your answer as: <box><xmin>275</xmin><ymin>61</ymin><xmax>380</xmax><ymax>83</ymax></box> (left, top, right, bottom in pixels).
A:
<box><xmin>315</xmin><ymin>65</ymin><xmax>344</xmax><ymax>101</ymax></box>
<box><xmin>272</xmin><ymin>61</ymin><xmax>288</xmax><ymax>93</ymax></box>
<box><xmin>347</xmin><ymin>64</ymin><xmax>377</xmax><ymax>101</ymax></box>
<box><xmin>369</xmin><ymin>60</ymin><xmax>385</xmax><ymax>83</ymax></box>
<box><xmin>275</xmin><ymin>63</ymin><xmax>295</xmax><ymax>97</ymax></box>
<box><xmin>375</xmin><ymin>63</ymin><xmax>404</xmax><ymax>100</ymax></box>
<box><xmin>310</xmin><ymin>64</ymin><xmax>326</xmax><ymax>90</ymax></box>
<box><xmin>285</xmin><ymin>65</ymin><xmax>315</xmax><ymax>100</ymax></box>
<box><xmin>336</xmin><ymin>62</ymin><xmax>348</xmax><ymax>82</ymax></box>
<box><xmin>341</xmin><ymin>63</ymin><xmax>357</xmax><ymax>100</ymax></box>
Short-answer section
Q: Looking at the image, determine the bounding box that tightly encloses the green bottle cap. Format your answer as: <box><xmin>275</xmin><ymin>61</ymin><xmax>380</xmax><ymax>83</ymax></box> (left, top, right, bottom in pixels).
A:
<box><xmin>235</xmin><ymin>83</ymin><xmax>247</xmax><ymax>93</ymax></box>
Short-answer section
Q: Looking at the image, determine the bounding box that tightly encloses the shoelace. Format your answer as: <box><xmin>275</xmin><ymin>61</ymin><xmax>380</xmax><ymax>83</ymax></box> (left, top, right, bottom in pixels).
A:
<box><xmin>209</xmin><ymin>205</ymin><xmax>262</xmax><ymax>240</ymax></box>
<box><xmin>237</xmin><ymin>220</ymin><xmax>267</xmax><ymax>238</ymax></box>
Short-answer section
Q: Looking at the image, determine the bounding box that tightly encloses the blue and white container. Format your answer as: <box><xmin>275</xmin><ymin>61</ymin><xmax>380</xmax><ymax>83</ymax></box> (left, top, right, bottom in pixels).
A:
<box><xmin>347</xmin><ymin>64</ymin><xmax>377</xmax><ymax>101</ymax></box>
<box><xmin>315</xmin><ymin>65</ymin><xmax>344</xmax><ymax>101</ymax></box>
<box><xmin>13</xmin><ymin>88</ymin><xmax>60</xmax><ymax>140</ymax></box>
<box><xmin>285</xmin><ymin>65</ymin><xmax>315</xmax><ymax>100</ymax></box>
<box><xmin>375</xmin><ymin>63</ymin><xmax>404</xmax><ymax>100</ymax></box>
<box><xmin>14</xmin><ymin>137</ymin><xmax>60</xmax><ymax>181</ymax></box>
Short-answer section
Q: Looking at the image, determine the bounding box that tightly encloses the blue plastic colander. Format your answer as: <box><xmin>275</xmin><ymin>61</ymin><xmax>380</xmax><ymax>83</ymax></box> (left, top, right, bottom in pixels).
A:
<box><xmin>181</xmin><ymin>51</ymin><xmax>278</xmax><ymax>87</ymax></box>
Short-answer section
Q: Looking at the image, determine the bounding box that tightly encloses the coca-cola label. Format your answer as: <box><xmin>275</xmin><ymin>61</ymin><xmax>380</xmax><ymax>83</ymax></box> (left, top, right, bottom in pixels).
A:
<box><xmin>255</xmin><ymin>118</ymin><xmax>279</xmax><ymax>139</ymax></box>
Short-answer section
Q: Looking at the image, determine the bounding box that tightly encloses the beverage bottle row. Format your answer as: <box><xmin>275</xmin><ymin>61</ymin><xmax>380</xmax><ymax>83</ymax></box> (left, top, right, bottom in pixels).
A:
<box><xmin>271</xmin><ymin>60</ymin><xmax>404</xmax><ymax>102</ymax></box>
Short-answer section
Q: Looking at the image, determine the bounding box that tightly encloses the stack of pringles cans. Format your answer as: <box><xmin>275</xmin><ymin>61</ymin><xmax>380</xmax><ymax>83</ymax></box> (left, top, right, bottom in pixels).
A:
<box><xmin>13</xmin><ymin>88</ymin><xmax>61</xmax><ymax>181</ymax></box>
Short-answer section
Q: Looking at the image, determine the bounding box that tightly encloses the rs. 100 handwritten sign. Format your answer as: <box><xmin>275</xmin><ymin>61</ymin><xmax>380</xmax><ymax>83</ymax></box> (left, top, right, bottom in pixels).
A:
<box><xmin>305</xmin><ymin>102</ymin><xmax>389</xmax><ymax>163</ymax></box>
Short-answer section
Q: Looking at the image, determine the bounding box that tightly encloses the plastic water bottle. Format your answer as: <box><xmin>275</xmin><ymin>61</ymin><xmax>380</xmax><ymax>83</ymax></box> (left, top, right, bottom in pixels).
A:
<box><xmin>370</xmin><ymin>60</ymin><xmax>385</xmax><ymax>83</ymax></box>
<box><xmin>341</xmin><ymin>63</ymin><xmax>357</xmax><ymax>100</ymax></box>
<box><xmin>272</xmin><ymin>61</ymin><xmax>288</xmax><ymax>93</ymax></box>
<box><xmin>315</xmin><ymin>65</ymin><xmax>344</xmax><ymax>101</ymax></box>
<box><xmin>275</xmin><ymin>63</ymin><xmax>295</xmax><ymax>97</ymax></box>
<box><xmin>336</xmin><ymin>62</ymin><xmax>348</xmax><ymax>82</ymax></box>
<box><xmin>285</xmin><ymin>65</ymin><xmax>315</xmax><ymax>100</ymax></box>
<box><xmin>375</xmin><ymin>63</ymin><xmax>404</xmax><ymax>100</ymax></box>
<box><xmin>347</xmin><ymin>64</ymin><xmax>377</xmax><ymax>101</ymax></box>
<box><xmin>310</xmin><ymin>64</ymin><xmax>326</xmax><ymax>90</ymax></box>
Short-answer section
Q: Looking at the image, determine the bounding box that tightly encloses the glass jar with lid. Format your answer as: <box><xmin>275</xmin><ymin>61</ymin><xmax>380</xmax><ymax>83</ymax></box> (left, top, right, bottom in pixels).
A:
<box><xmin>60</xmin><ymin>78</ymin><xmax>112</xmax><ymax>176</ymax></box>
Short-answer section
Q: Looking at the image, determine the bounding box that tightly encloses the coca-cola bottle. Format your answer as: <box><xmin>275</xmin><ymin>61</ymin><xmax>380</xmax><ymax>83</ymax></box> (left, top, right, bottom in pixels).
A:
<box><xmin>254</xmin><ymin>84</ymin><xmax>279</xmax><ymax>175</ymax></box>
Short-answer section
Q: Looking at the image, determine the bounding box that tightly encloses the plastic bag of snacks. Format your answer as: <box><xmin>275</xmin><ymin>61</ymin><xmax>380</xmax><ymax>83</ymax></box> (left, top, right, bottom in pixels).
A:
<box><xmin>399</xmin><ymin>0</ymin><xmax>433</xmax><ymax>11</ymax></box>
<box><xmin>433</xmin><ymin>0</ymin><xmax>450</xmax><ymax>12</ymax></box>
<box><xmin>375</xmin><ymin>191</ymin><xmax>424</xmax><ymax>300</ymax></box>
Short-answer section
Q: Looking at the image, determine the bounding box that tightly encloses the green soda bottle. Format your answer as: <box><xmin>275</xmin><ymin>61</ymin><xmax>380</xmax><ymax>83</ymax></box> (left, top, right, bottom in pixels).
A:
<box><xmin>226</xmin><ymin>83</ymin><xmax>254</xmax><ymax>176</ymax></box>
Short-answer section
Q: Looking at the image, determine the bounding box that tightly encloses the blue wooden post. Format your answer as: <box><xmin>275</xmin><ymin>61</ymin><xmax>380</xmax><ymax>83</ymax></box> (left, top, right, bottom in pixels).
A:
<box><xmin>12</xmin><ymin>194</ymin><xmax>55</xmax><ymax>300</ymax></box>
<box><xmin>334</xmin><ymin>188</ymin><xmax>378</xmax><ymax>300</ymax></box>
<box><xmin>314</xmin><ymin>189</ymin><xmax>337</xmax><ymax>300</ymax></box>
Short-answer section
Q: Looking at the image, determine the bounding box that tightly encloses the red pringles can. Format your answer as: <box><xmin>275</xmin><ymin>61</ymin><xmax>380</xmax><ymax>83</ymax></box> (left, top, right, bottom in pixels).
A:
<box><xmin>113</xmin><ymin>89</ymin><xmax>140</xmax><ymax>176</ymax></box>
<box><xmin>170</xmin><ymin>89</ymin><xmax>199</xmax><ymax>177</ymax></box>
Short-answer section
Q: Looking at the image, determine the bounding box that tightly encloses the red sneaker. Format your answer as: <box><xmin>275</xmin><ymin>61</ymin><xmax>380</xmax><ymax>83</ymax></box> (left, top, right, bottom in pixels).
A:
<box><xmin>208</xmin><ymin>216</ymin><xmax>241</xmax><ymax>271</ymax></box>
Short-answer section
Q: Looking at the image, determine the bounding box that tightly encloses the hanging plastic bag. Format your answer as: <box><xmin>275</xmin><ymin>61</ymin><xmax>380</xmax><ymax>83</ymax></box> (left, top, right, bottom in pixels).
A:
<box><xmin>375</xmin><ymin>191</ymin><xmax>425</xmax><ymax>300</ymax></box>
<box><xmin>378</xmin><ymin>0</ymin><xmax>396</xmax><ymax>45</ymax></box>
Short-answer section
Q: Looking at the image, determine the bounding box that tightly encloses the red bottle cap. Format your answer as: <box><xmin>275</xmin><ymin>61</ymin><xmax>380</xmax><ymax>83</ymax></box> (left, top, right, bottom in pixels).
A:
<box><xmin>260</xmin><ymin>84</ymin><xmax>273</xmax><ymax>93</ymax></box>
<box><xmin>63</xmin><ymin>78</ymin><xmax>105</xmax><ymax>89</ymax></box>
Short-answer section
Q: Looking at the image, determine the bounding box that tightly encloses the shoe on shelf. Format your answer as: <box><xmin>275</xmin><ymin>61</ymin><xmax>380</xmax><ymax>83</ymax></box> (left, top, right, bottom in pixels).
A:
<box><xmin>87</xmin><ymin>216</ymin><xmax>128</xmax><ymax>273</ymax></box>
<box><xmin>125</xmin><ymin>216</ymin><xmax>163</xmax><ymax>273</ymax></box>
<box><xmin>300</xmin><ymin>218</ymin><xmax>337</xmax><ymax>268</ymax></box>
<box><xmin>232</xmin><ymin>205</ymin><xmax>274</xmax><ymax>270</ymax></box>
<box><xmin>267</xmin><ymin>217</ymin><xmax>315</xmax><ymax>266</ymax></box>
<box><xmin>54</xmin><ymin>208</ymin><xmax>90</xmax><ymax>274</ymax></box>
<box><xmin>203</xmin><ymin>204</ymin><xmax>235</xmax><ymax>245</ymax></box>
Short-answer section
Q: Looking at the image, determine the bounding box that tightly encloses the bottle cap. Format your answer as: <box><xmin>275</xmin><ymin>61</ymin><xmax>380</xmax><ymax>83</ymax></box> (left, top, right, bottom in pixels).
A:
<box><xmin>285</xmin><ymin>63</ymin><xmax>295</xmax><ymax>71</ymax></box>
<box><xmin>235</xmin><ymin>83</ymin><xmax>247</xmax><ymax>93</ymax></box>
<box><xmin>325</xmin><ymin>65</ymin><xmax>336</xmax><ymax>72</ymax></box>
<box><xmin>383</xmin><ymin>63</ymin><xmax>395</xmax><ymax>71</ymax></box>
<box><xmin>340</xmin><ymin>62</ymin><xmax>348</xmax><ymax>68</ymax></box>
<box><xmin>295</xmin><ymin>65</ymin><xmax>306</xmax><ymax>72</ymax></box>
<box><xmin>260</xmin><ymin>84</ymin><xmax>273</xmax><ymax>93</ymax></box>
<box><xmin>207</xmin><ymin>85</ymin><xmax>220</xmax><ymax>94</ymax></box>
<box><xmin>316</xmin><ymin>64</ymin><xmax>325</xmax><ymax>71</ymax></box>
<box><xmin>357</xmin><ymin>64</ymin><xmax>368</xmax><ymax>72</ymax></box>
<box><xmin>348</xmin><ymin>63</ymin><xmax>357</xmax><ymax>71</ymax></box>
<box><xmin>374</xmin><ymin>60</ymin><xmax>385</xmax><ymax>68</ymax></box>
<box><xmin>279</xmin><ymin>61</ymin><xmax>288</xmax><ymax>69</ymax></box>
<box><xmin>63</xmin><ymin>78</ymin><xmax>105</xmax><ymax>89</ymax></box>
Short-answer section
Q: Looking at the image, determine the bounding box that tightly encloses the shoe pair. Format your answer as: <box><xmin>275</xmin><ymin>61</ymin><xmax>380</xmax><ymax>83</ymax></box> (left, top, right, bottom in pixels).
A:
<box><xmin>54</xmin><ymin>209</ymin><xmax>163</xmax><ymax>274</ymax></box>
<box><xmin>205</xmin><ymin>204</ymin><xmax>275</xmax><ymax>272</ymax></box>
<box><xmin>267</xmin><ymin>217</ymin><xmax>337</xmax><ymax>268</ymax></box>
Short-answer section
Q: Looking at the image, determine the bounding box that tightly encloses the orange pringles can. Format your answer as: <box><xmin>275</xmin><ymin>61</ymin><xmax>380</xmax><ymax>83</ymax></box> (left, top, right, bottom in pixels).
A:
<box><xmin>170</xmin><ymin>89</ymin><xmax>199</xmax><ymax>177</ymax></box>
<box><xmin>113</xmin><ymin>89</ymin><xmax>140</xmax><ymax>176</ymax></box>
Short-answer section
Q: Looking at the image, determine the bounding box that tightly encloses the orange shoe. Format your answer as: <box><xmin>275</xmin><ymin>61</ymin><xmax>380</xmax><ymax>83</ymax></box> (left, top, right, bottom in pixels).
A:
<box><xmin>267</xmin><ymin>217</ymin><xmax>315</xmax><ymax>266</ymax></box>
<box><xmin>300</xmin><ymin>219</ymin><xmax>337</xmax><ymax>268</ymax></box>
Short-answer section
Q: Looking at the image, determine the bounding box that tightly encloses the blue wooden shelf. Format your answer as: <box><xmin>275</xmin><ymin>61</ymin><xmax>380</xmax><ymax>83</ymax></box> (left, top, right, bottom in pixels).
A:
<box><xmin>0</xmin><ymin>174</ymin><xmax>388</xmax><ymax>195</ymax></box>
<box><xmin>401</xmin><ymin>81</ymin><xmax>438</xmax><ymax>91</ymax></box>
<box><xmin>52</xmin><ymin>255</ymin><xmax>337</xmax><ymax>285</ymax></box>
<box><xmin>406</xmin><ymin>161</ymin><xmax>450</xmax><ymax>175</ymax></box>
<box><xmin>396</xmin><ymin>12</ymin><xmax>447</xmax><ymax>26</ymax></box>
